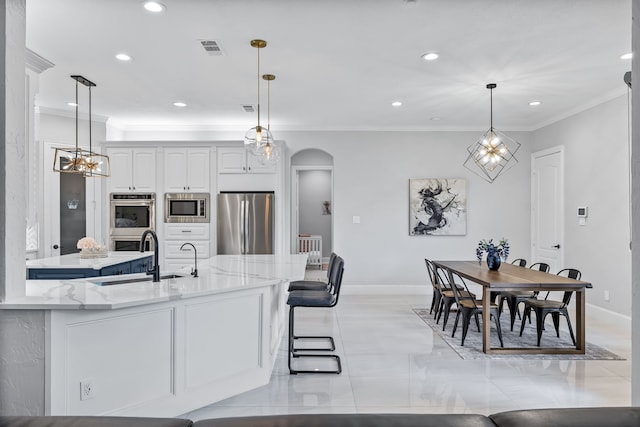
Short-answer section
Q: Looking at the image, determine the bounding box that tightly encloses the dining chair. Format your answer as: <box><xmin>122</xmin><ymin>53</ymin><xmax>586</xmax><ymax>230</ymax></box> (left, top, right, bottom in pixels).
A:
<box><xmin>448</xmin><ymin>269</ymin><xmax>504</xmax><ymax>348</ymax></box>
<box><xmin>500</xmin><ymin>262</ymin><xmax>551</xmax><ymax>331</ymax></box>
<box><xmin>425</xmin><ymin>259</ymin><xmax>441</xmax><ymax>316</ymax></box>
<box><xmin>519</xmin><ymin>268</ymin><xmax>581</xmax><ymax>346</ymax></box>
<box><xmin>511</xmin><ymin>258</ymin><xmax>527</xmax><ymax>267</ymax></box>
<box><xmin>433</xmin><ymin>265</ymin><xmax>475</xmax><ymax>332</ymax></box>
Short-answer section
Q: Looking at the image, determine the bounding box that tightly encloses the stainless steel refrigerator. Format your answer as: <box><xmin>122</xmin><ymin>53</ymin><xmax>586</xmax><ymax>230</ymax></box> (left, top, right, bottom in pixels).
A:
<box><xmin>217</xmin><ymin>192</ymin><xmax>274</xmax><ymax>255</ymax></box>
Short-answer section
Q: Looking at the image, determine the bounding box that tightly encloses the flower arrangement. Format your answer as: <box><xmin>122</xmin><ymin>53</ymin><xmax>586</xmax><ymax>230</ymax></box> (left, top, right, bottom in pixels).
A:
<box><xmin>77</xmin><ymin>237</ymin><xmax>107</xmax><ymax>258</ymax></box>
<box><xmin>476</xmin><ymin>238</ymin><xmax>510</xmax><ymax>263</ymax></box>
<box><xmin>77</xmin><ymin>237</ymin><xmax>99</xmax><ymax>249</ymax></box>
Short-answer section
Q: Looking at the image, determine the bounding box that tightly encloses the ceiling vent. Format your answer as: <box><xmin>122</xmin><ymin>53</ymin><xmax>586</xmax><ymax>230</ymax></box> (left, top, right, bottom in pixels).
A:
<box><xmin>242</xmin><ymin>105</ymin><xmax>255</xmax><ymax>113</ymax></box>
<box><xmin>200</xmin><ymin>40</ymin><xmax>224</xmax><ymax>56</ymax></box>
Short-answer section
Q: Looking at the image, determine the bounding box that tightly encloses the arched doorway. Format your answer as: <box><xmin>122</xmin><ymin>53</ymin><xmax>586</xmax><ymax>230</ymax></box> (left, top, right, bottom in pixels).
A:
<box><xmin>290</xmin><ymin>149</ymin><xmax>333</xmax><ymax>270</ymax></box>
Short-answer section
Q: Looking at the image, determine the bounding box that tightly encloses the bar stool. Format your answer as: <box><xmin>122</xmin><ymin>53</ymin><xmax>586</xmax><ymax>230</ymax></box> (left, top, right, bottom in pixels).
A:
<box><xmin>287</xmin><ymin>256</ymin><xmax>344</xmax><ymax>374</ymax></box>
<box><xmin>288</xmin><ymin>253</ymin><xmax>337</xmax><ymax>292</ymax></box>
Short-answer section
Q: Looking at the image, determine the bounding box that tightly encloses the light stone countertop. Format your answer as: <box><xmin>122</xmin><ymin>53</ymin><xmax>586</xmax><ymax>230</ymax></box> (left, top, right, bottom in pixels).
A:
<box><xmin>26</xmin><ymin>251</ymin><xmax>153</xmax><ymax>270</ymax></box>
<box><xmin>4</xmin><ymin>254</ymin><xmax>308</xmax><ymax>310</ymax></box>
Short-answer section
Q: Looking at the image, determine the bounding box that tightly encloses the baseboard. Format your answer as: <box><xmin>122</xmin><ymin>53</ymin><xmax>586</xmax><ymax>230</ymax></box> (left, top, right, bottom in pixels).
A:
<box><xmin>341</xmin><ymin>283</ymin><xmax>430</xmax><ymax>296</ymax></box>
<box><xmin>585</xmin><ymin>302</ymin><xmax>632</xmax><ymax>326</ymax></box>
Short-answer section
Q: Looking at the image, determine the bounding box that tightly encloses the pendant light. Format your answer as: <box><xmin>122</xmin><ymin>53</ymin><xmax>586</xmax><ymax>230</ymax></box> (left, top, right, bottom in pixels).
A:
<box><xmin>244</xmin><ymin>39</ymin><xmax>273</xmax><ymax>153</ymax></box>
<box><xmin>463</xmin><ymin>83</ymin><xmax>520</xmax><ymax>183</ymax></box>
<box><xmin>256</xmin><ymin>73</ymin><xmax>280</xmax><ymax>163</ymax></box>
<box><xmin>53</xmin><ymin>75</ymin><xmax>110</xmax><ymax>177</ymax></box>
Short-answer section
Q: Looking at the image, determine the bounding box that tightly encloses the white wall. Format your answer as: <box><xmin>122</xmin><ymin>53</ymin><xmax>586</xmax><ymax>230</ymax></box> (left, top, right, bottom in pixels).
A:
<box><xmin>283</xmin><ymin>130</ymin><xmax>533</xmax><ymax>287</ymax></box>
<box><xmin>39</xmin><ymin>113</ymin><xmax>106</xmax><ymax>145</ymax></box>
<box><xmin>531</xmin><ymin>95</ymin><xmax>632</xmax><ymax>316</ymax></box>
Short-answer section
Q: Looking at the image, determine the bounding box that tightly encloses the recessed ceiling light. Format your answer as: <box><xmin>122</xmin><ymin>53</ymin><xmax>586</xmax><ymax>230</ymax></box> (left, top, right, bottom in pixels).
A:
<box><xmin>143</xmin><ymin>1</ymin><xmax>165</xmax><ymax>12</ymax></box>
<box><xmin>391</xmin><ymin>101</ymin><xmax>402</xmax><ymax>107</ymax></box>
<box><xmin>620</xmin><ymin>52</ymin><xmax>633</xmax><ymax>60</ymax></box>
<box><xmin>115</xmin><ymin>53</ymin><xmax>132</xmax><ymax>61</ymax></box>
<box><xmin>529</xmin><ymin>101</ymin><xmax>542</xmax><ymax>107</ymax></box>
<box><xmin>421</xmin><ymin>52</ymin><xmax>439</xmax><ymax>61</ymax></box>
<box><xmin>173</xmin><ymin>102</ymin><xmax>187</xmax><ymax>107</ymax></box>
<box><xmin>67</xmin><ymin>102</ymin><xmax>78</xmax><ymax>107</ymax></box>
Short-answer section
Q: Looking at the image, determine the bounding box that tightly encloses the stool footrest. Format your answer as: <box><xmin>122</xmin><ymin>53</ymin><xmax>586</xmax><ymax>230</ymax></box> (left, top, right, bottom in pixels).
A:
<box><xmin>292</xmin><ymin>335</ymin><xmax>336</xmax><ymax>352</ymax></box>
<box><xmin>289</xmin><ymin>354</ymin><xmax>342</xmax><ymax>374</ymax></box>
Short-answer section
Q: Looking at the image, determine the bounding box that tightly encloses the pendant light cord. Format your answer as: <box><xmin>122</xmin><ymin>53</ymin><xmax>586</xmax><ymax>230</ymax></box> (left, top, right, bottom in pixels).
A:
<box><xmin>257</xmin><ymin>46</ymin><xmax>261</xmax><ymax>128</ymax></box>
<box><xmin>75</xmin><ymin>80</ymin><xmax>79</xmax><ymax>155</ymax></box>
<box><xmin>89</xmin><ymin>85</ymin><xmax>92</xmax><ymax>154</ymax></box>
<box><xmin>490</xmin><ymin>86</ymin><xmax>493</xmax><ymax>130</ymax></box>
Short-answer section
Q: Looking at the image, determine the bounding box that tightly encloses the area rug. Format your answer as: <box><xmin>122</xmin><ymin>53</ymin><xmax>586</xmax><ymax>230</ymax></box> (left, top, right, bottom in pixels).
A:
<box><xmin>413</xmin><ymin>308</ymin><xmax>624</xmax><ymax>360</ymax></box>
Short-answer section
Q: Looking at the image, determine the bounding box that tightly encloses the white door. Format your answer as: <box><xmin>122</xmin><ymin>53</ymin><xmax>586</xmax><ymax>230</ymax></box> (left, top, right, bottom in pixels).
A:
<box><xmin>531</xmin><ymin>146</ymin><xmax>564</xmax><ymax>273</ymax></box>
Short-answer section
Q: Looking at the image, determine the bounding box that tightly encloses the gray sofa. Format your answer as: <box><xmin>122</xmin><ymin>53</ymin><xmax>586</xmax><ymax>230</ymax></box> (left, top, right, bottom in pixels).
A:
<box><xmin>2</xmin><ymin>408</ymin><xmax>640</xmax><ymax>427</ymax></box>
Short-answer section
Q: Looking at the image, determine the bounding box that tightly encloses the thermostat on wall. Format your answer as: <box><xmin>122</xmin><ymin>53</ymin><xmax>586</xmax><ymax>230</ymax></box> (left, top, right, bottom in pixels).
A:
<box><xmin>577</xmin><ymin>207</ymin><xmax>588</xmax><ymax>218</ymax></box>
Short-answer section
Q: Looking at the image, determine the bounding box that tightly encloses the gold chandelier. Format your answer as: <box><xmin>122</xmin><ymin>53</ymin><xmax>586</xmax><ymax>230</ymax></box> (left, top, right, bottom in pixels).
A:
<box><xmin>53</xmin><ymin>75</ymin><xmax>110</xmax><ymax>177</ymax></box>
<box><xmin>463</xmin><ymin>83</ymin><xmax>520</xmax><ymax>183</ymax></box>
<box><xmin>244</xmin><ymin>39</ymin><xmax>274</xmax><ymax>153</ymax></box>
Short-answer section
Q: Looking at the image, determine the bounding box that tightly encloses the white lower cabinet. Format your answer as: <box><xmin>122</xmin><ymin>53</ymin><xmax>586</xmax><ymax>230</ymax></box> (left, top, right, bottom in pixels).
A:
<box><xmin>163</xmin><ymin>223</ymin><xmax>210</xmax><ymax>270</ymax></box>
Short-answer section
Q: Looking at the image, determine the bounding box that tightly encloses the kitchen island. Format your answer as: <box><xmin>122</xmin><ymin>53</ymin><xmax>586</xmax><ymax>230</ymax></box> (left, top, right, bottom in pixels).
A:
<box><xmin>26</xmin><ymin>251</ymin><xmax>154</xmax><ymax>280</ymax></box>
<box><xmin>0</xmin><ymin>254</ymin><xmax>307</xmax><ymax>417</ymax></box>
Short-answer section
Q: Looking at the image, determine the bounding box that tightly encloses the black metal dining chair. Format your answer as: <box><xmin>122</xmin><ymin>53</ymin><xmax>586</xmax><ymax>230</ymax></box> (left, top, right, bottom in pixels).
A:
<box><xmin>433</xmin><ymin>264</ymin><xmax>476</xmax><ymax>332</ymax></box>
<box><xmin>511</xmin><ymin>258</ymin><xmax>527</xmax><ymax>267</ymax></box>
<box><xmin>500</xmin><ymin>262</ymin><xmax>550</xmax><ymax>331</ymax></box>
<box><xmin>448</xmin><ymin>269</ymin><xmax>504</xmax><ymax>348</ymax></box>
<box><xmin>425</xmin><ymin>259</ymin><xmax>441</xmax><ymax>316</ymax></box>
<box><xmin>519</xmin><ymin>268</ymin><xmax>581</xmax><ymax>346</ymax></box>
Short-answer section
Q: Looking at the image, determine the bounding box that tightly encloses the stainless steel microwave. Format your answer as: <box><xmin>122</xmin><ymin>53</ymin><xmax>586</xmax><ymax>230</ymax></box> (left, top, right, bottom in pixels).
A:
<box><xmin>164</xmin><ymin>193</ymin><xmax>210</xmax><ymax>223</ymax></box>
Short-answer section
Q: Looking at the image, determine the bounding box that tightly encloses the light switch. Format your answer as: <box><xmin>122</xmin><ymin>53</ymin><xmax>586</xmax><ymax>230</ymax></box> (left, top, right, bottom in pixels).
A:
<box><xmin>579</xmin><ymin>218</ymin><xmax>586</xmax><ymax>226</ymax></box>
<box><xmin>352</xmin><ymin>216</ymin><xmax>360</xmax><ymax>224</ymax></box>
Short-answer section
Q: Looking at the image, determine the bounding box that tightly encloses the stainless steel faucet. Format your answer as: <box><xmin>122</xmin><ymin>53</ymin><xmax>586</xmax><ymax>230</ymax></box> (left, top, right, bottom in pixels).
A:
<box><xmin>180</xmin><ymin>242</ymin><xmax>198</xmax><ymax>277</ymax></box>
<box><xmin>140</xmin><ymin>229</ymin><xmax>160</xmax><ymax>282</ymax></box>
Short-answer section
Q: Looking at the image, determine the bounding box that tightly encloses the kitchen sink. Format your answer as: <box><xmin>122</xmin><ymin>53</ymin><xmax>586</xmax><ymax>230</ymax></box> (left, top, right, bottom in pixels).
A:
<box><xmin>90</xmin><ymin>273</ymin><xmax>188</xmax><ymax>286</ymax></box>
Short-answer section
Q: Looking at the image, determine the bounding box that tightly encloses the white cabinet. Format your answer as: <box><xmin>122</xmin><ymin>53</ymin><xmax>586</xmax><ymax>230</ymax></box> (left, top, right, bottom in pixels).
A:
<box><xmin>107</xmin><ymin>148</ymin><xmax>156</xmax><ymax>193</ymax></box>
<box><xmin>163</xmin><ymin>148</ymin><xmax>210</xmax><ymax>192</ymax></box>
<box><xmin>163</xmin><ymin>223</ymin><xmax>210</xmax><ymax>270</ymax></box>
<box><xmin>218</xmin><ymin>147</ymin><xmax>276</xmax><ymax>174</ymax></box>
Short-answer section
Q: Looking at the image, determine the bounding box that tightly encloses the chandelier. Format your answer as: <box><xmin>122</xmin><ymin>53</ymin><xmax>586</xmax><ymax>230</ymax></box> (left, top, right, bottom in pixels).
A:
<box><xmin>53</xmin><ymin>75</ymin><xmax>110</xmax><ymax>177</ymax></box>
<box><xmin>463</xmin><ymin>83</ymin><xmax>520</xmax><ymax>183</ymax></box>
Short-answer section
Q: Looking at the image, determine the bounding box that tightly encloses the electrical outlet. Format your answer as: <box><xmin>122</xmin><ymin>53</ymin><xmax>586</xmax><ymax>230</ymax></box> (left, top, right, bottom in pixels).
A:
<box><xmin>80</xmin><ymin>379</ymin><xmax>95</xmax><ymax>401</ymax></box>
<box><xmin>604</xmin><ymin>290</ymin><xmax>610</xmax><ymax>302</ymax></box>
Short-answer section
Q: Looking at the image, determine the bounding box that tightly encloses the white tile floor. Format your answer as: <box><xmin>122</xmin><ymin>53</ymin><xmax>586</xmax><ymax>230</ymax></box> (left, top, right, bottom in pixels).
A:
<box><xmin>183</xmin><ymin>293</ymin><xmax>631</xmax><ymax>419</ymax></box>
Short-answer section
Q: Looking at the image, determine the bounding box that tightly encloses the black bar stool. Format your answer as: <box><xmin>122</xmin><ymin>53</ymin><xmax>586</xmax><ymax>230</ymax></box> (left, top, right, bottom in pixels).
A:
<box><xmin>287</xmin><ymin>256</ymin><xmax>344</xmax><ymax>374</ymax></box>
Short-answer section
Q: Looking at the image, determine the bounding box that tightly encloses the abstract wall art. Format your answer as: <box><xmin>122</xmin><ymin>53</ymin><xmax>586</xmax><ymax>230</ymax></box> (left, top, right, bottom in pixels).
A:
<box><xmin>409</xmin><ymin>178</ymin><xmax>467</xmax><ymax>235</ymax></box>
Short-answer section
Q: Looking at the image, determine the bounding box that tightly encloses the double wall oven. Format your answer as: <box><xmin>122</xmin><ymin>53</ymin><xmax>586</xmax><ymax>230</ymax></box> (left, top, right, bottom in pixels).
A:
<box><xmin>109</xmin><ymin>193</ymin><xmax>156</xmax><ymax>251</ymax></box>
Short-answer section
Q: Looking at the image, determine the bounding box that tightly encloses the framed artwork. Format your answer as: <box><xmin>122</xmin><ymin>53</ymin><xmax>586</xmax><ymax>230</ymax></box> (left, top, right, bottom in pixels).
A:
<box><xmin>409</xmin><ymin>178</ymin><xmax>467</xmax><ymax>235</ymax></box>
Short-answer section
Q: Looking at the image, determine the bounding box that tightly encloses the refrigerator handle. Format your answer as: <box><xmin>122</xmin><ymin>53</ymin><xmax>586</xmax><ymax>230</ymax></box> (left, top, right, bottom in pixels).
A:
<box><xmin>240</xmin><ymin>199</ymin><xmax>246</xmax><ymax>254</ymax></box>
<box><xmin>244</xmin><ymin>197</ymin><xmax>250</xmax><ymax>254</ymax></box>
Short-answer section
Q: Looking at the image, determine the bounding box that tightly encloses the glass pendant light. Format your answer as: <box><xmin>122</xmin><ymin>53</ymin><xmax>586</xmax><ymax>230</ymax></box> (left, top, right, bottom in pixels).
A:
<box><xmin>463</xmin><ymin>83</ymin><xmax>520</xmax><ymax>183</ymax></box>
<box><xmin>53</xmin><ymin>75</ymin><xmax>110</xmax><ymax>177</ymax></box>
<box><xmin>255</xmin><ymin>73</ymin><xmax>280</xmax><ymax>163</ymax></box>
<box><xmin>244</xmin><ymin>39</ymin><xmax>273</xmax><ymax>153</ymax></box>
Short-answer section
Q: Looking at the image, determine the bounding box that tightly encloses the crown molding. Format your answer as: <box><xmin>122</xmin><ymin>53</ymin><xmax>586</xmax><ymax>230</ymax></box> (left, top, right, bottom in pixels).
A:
<box><xmin>25</xmin><ymin>48</ymin><xmax>54</xmax><ymax>74</ymax></box>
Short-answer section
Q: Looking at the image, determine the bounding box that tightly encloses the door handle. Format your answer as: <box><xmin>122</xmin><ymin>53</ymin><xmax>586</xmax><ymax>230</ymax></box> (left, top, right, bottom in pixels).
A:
<box><xmin>53</xmin><ymin>244</ymin><xmax>59</xmax><ymax>249</ymax></box>
<box><xmin>553</xmin><ymin>244</ymin><xmax>561</xmax><ymax>249</ymax></box>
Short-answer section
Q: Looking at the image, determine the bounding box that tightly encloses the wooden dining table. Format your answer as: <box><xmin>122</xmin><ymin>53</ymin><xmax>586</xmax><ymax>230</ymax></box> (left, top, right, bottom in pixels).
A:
<box><xmin>432</xmin><ymin>260</ymin><xmax>593</xmax><ymax>355</ymax></box>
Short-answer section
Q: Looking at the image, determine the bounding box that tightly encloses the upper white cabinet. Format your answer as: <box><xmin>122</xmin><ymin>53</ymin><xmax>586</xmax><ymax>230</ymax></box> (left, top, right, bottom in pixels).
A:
<box><xmin>107</xmin><ymin>147</ymin><xmax>156</xmax><ymax>193</ymax></box>
<box><xmin>218</xmin><ymin>147</ymin><xmax>276</xmax><ymax>174</ymax></box>
<box><xmin>164</xmin><ymin>147</ymin><xmax>211</xmax><ymax>192</ymax></box>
